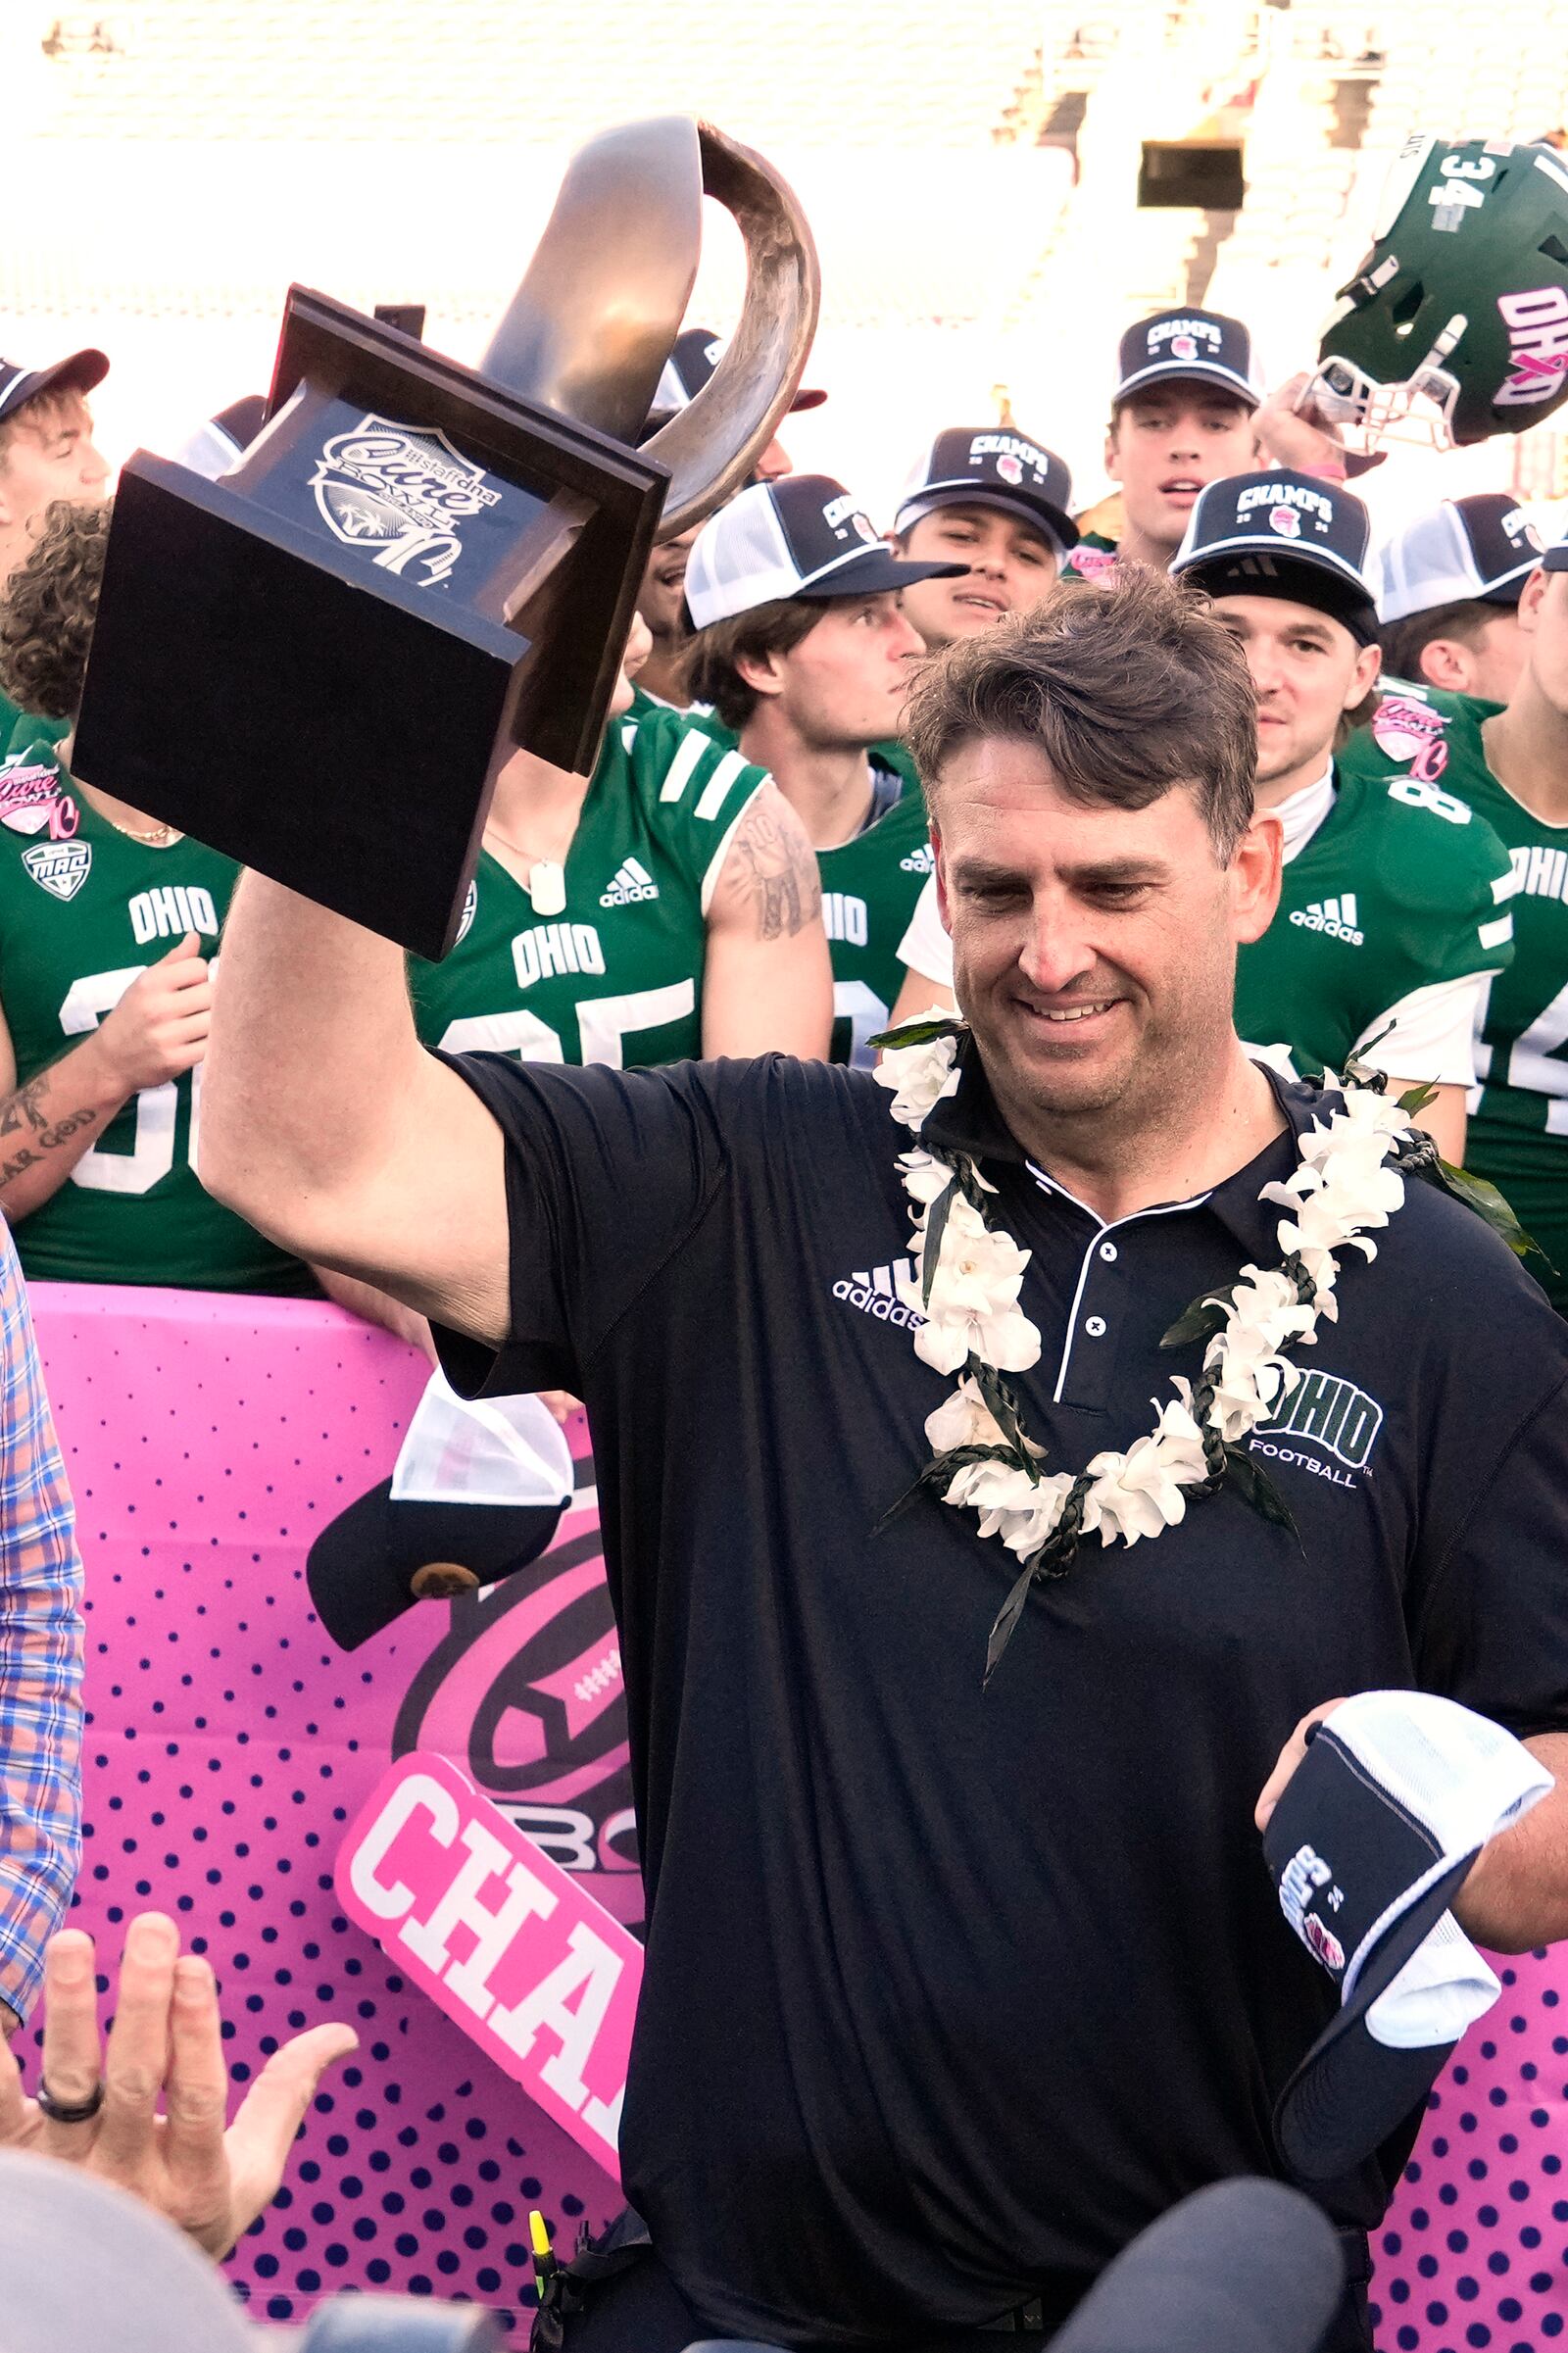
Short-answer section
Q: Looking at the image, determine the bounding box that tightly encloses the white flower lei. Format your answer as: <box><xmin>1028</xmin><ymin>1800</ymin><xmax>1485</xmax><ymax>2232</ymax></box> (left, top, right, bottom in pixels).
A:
<box><xmin>872</xmin><ymin>1017</ymin><xmax>1431</xmax><ymax>1683</ymax></box>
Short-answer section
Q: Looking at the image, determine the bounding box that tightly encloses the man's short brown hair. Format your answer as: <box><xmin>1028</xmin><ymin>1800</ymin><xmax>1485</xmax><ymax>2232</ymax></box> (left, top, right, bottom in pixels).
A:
<box><xmin>682</xmin><ymin>597</ymin><xmax>824</xmax><ymax>732</ymax></box>
<box><xmin>1379</xmin><ymin>598</ymin><xmax>1500</xmax><ymax>688</ymax></box>
<box><xmin>0</xmin><ymin>387</ymin><xmax>83</xmax><ymax>470</ymax></box>
<box><xmin>905</xmin><ymin>568</ymin><xmax>1257</xmax><ymax>860</ymax></box>
<box><xmin>0</xmin><ymin>498</ymin><xmax>110</xmax><ymax>721</ymax></box>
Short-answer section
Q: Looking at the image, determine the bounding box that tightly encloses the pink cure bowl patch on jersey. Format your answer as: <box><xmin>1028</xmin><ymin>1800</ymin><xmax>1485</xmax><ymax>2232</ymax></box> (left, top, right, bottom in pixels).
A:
<box><xmin>336</xmin><ymin>1753</ymin><xmax>639</xmax><ymax>2185</ymax></box>
<box><xmin>29</xmin><ymin>1283</ymin><xmax>629</xmax><ymax>2335</ymax></box>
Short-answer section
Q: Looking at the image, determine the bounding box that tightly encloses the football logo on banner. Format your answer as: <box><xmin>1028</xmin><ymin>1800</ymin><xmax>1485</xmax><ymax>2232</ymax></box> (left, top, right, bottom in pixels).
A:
<box><xmin>312</xmin><ymin>414</ymin><xmax>504</xmax><ymax>586</ymax></box>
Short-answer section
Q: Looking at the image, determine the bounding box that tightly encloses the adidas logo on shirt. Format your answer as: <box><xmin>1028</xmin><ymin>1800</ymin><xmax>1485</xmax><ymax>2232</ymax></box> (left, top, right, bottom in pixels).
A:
<box><xmin>1290</xmin><ymin>892</ymin><xmax>1363</xmax><ymax>947</ymax></box>
<box><xmin>901</xmin><ymin>843</ymin><xmax>935</xmax><ymax>874</ymax></box>
<box><xmin>832</xmin><ymin>1257</ymin><xmax>926</xmax><ymax>1327</ymax></box>
<box><xmin>600</xmin><ymin>857</ymin><xmax>660</xmax><ymax>907</ymax></box>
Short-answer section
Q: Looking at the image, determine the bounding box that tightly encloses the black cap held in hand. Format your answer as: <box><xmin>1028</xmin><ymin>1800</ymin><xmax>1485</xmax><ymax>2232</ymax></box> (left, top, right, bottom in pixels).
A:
<box><xmin>1049</xmin><ymin>2180</ymin><xmax>1344</xmax><ymax>2353</ymax></box>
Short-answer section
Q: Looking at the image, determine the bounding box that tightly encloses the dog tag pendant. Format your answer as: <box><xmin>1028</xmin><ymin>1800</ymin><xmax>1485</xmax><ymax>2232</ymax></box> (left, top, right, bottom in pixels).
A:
<box><xmin>525</xmin><ymin>859</ymin><xmax>567</xmax><ymax>916</ymax></box>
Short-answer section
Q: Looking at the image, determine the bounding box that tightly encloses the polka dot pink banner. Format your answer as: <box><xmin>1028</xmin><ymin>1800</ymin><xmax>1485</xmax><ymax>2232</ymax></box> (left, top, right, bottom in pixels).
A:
<box><xmin>1375</xmin><ymin>1950</ymin><xmax>1568</xmax><ymax>2353</ymax></box>
<box><xmin>29</xmin><ymin>1283</ymin><xmax>630</xmax><ymax>2337</ymax></box>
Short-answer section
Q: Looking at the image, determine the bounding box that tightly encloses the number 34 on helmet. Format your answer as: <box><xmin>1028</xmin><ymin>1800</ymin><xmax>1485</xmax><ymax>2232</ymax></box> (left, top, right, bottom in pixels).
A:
<box><xmin>1302</xmin><ymin>133</ymin><xmax>1568</xmax><ymax>450</ymax></box>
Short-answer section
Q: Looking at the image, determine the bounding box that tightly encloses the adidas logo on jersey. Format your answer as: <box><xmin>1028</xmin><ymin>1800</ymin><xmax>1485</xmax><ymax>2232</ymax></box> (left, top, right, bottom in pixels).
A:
<box><xmin>832</xmin><ymin>1257</ymin><xmax>926</xmax><ymax>1328</ymax></box>
<box><xmin>1290</xmin><ymin>893</ymin><xmax>1363</xmax><ymax>947</ymax></box>
<box><xmin>599</xmin><ymin>857</ymin><xmax>659</xmax><ymax>907</ymax></box>
<box><xmin>900</xmin><ymin>842</ymin><xmax>935</xmax><ymax>873</ymax></box>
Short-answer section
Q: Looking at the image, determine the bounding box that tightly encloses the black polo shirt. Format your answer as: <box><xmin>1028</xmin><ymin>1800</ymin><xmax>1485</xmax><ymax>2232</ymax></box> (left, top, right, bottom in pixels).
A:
<box><xmin>432</xmin><ymin>1042</ymin><xmax>1568</xmax><ymax>2349</ymax></box>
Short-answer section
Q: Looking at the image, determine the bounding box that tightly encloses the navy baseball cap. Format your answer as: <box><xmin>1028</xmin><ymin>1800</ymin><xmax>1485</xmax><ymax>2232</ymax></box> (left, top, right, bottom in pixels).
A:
<box><xmin>653</xmin><ymin>324</ymin><xmax>826</xmax><ymax>417</ymax></box>
<box><xmin>0</xmin><ymin>348</ymin><xmax>108</xmax><ymax>425</ymax></box>
<box><xmin>1536</xmin><ymin>512</ymin><xmax>1568</xmax><ymax>576</ymax></box>
<box><xmin>1263</xmin><ymin>1692</ymin><xmax>1550</xmax><ymax>2184</ymax></box>
<box><xmin>893</xmin><ymin>426</ymin><xmax>1079</xmax><ymax>555</ymax></box>
<box><xmin>1380</xmin><ymin>493</ymin><xmax>1545</xmax><ymax>620</ymax></box>
<box><xmin>1114</xmin><ymin>308</ymin><xmax>1261</xmax><ymax>409</ymax></box>
<box><xmin>1170</xmin><ymin>468</ymin><xmax>1380</xmax><ymax>642</ymax></box>
<box><xmin>171</xmin><ymin>393</ymin><xmax>267</xmax><ymax>482</ymax></box>
<box><xmin>307</xmin><ymin>1375</ymin><xmax>572</xmax><ymax>1651</ymax></box>
<box><xmin>685</xmin><ymin>473</ymin><xmax>964</xmax><ymax>628</ymax></box>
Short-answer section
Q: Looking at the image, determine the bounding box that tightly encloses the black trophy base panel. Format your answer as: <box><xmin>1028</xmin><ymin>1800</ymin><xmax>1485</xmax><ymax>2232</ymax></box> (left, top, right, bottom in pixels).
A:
<box><xmin>73</xmin><ymin>459</ymin><xmax>518</xmax><ymax>961</ymax></box>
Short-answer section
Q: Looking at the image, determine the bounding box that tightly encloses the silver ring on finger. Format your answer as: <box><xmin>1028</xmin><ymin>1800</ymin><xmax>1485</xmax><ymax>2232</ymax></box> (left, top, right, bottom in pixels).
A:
<box><xmin>36</xmin><ymin>2077</ymin><xmax>105</xmax><ymax>2124</ymax></box>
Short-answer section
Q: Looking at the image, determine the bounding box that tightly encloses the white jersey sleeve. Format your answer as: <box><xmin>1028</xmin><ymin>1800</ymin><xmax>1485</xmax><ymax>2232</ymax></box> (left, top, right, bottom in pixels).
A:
<box><xmin>897</xmin><ymin>874</ymin><xmax>956</xmax><ymax>990</ymax></box>
<box><xmin>1349</xmin><ymin>970</ymin><xmax>1491</xmax><ymax>1089</ymax></box>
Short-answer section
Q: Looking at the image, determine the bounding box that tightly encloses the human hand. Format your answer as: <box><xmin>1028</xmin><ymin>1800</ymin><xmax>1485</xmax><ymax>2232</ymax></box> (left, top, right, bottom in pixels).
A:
<box><xmin>1255</xmin><ymin>1698</ymin><xmax>1349</xmax><ymax>1832</ymax></box>
<box><xmin>1252</xmin><ymin>373</ymin><xmax>1352</xmax><ymax>482</ymax></box>
<box><xmin>93</xmin><ymin>934</ymin><xmax>213</xmax><ymax>1094</ymax></box>
<box><xmin>0</xmin><ymin>1913</ymin><xmax>356</xmax><ymax>2260</ymax></box>
<box><xmin>537</xmin><ymin>1389</ymin><xmax>583</xmax><ymax>1425</ymax></box>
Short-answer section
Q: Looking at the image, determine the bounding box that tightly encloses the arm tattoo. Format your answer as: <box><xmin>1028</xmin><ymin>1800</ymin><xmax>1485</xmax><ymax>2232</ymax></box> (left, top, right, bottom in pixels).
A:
<box><xmin>727</xmin><ymin>795</ymin><xmax>823</xmax><ymax>942</ymax></box>
<box><xmin>0</xmin><ymin>1077</ymin><xmax>49</xmax><ymax>1137</ymax></box>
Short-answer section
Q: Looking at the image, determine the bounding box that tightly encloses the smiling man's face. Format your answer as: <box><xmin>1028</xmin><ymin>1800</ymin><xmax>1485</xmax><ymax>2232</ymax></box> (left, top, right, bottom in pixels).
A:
<box><xmin>896</xmin><ymin>504</ymin><xmax>1060</xmax><ymax>648</ymax></box>
<box><xmin>933</xmin><ymin>734</ymin><xmax>1272</xmax><ymax>1135</ymax></box>
<box><xmin>1106</xmin><ymin>386</ymin><xmax>1258</xmax><ymax>565</ymax></box>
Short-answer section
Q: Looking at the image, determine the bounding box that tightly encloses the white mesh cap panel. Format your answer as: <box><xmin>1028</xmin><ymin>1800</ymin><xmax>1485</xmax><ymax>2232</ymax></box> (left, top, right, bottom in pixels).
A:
<box><xmin>1328</xmin><ymin>1690</ymin><xmax>1554</xmax><ymax>1859</ymax></box>
<box><xmin>390</xmin><ymin>1369</ymin><xmax>574</xmax><ymax>1509</ymax></box>
<box><xmin>1375</xmin><ymin>504</ymin><xmax>1483</xmax><ymax>623</ymax></box>
<box><xmin>685</xmin><ymin>483</ymin><xmax>803</xmax><ymax>627</ymax></box>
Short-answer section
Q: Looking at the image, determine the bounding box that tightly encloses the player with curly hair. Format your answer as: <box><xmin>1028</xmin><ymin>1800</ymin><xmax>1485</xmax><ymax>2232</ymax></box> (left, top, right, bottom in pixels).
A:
<box><xmin>0</xmin><ymin>499</ymin><xmax>313</xmax><ymax>1293</ymax></box>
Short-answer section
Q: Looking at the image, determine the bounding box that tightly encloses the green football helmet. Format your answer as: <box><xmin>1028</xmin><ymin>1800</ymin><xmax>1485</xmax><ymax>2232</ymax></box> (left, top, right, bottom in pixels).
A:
<box><xmin>1305</xmin><ymin>133</ymin><xmax>1568</xmax><ymax>449</ymax></box>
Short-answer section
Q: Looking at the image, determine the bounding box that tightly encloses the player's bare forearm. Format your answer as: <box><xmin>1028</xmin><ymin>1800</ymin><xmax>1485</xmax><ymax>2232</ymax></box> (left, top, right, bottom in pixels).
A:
<box><xmin>201</xmin><ymin>873</ymin><xmax>512</xmax><ymax>1346</ymax></box>
<box><xmin>0</xmin><ymin>1049</ymin><xmax>121</xmax><ymax>1222</ymax></box>
<box><xmin>1389</xmin><ymin>1078</ymin><xmax>1466</xmax><ymax>1166</ymax></box>
<box><xmin>889</xmin><ymin>965</ymin><xmax>956</xmax><ymax>1032</ymax></box>
<box><xmin>1454</xmin><ymin>1735</ymin><xmax>1568</xmax><ymax>1952</ymax></box>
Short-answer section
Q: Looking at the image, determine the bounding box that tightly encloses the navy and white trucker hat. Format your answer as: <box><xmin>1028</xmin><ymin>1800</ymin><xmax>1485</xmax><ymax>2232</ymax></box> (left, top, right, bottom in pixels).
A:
<box><xmin>307</xmin><ymin>1372</ymin><xmax>571</xmax><ymax>1651</ymax></box>
<box><xmin>1170</xmin><ymin>467</ymin><xmax>1380</xmax><ymax>642</ymax></box>
<box><xmin>651</xmin><ymin>324</ymin><xmax>826</xmax><ymax>418</ymax></box>
<box><xmin>893</xmin><ymin>426</ymin><xmax>1078</xmax><ymax>555</ymax></box>
<box><xmin>1113</xmin><ymin>308</ymin><xmax>1262</xmax><ymax>408</ymax></box>
<box><xmin>0</xmin><ymin>348</ymin><xmax>108</xmax><ymax>423</ymax></box>
<box><xmin>1263</xmin><ymin>1691</ymin><xmax>1551</xmax><ymax>2182</ymax></box>
<box><xmin>685</xmin><ymin>473</ymin><xmax>964</xmax><ymax>628</ymax></box>
<box><xmin>1378</xmin><ymin>493</ymin><xmax>1545</xmax><ymax>621</ymax></box>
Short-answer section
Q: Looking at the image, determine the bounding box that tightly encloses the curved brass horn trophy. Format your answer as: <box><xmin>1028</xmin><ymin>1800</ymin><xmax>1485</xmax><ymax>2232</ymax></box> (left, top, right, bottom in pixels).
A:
<box><xmin>73</xmin><ymin>119</ymin><xmax>820</xmax><ymax>961</ymax></box>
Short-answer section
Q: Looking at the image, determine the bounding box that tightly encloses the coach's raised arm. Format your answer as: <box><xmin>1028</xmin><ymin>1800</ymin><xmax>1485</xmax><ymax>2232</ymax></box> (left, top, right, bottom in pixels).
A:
<box><xmin>199</xmin><ymin>877</ymin><xmax>514</xmax><ymax>1350</ymax></box>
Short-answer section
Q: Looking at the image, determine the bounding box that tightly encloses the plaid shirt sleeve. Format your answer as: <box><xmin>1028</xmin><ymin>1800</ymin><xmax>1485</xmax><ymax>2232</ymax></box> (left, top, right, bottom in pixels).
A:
<box><xmin>0</xmin><ymin>1225</ymin><xmax>82</xmax><ymax>2024</ymax></box>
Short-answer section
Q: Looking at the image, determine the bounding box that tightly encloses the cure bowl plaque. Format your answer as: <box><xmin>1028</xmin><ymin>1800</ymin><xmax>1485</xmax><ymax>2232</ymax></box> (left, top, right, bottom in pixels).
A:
<box><xmin>72</xmin><ymin>118</ymin><xmax>818</xmax><ymax>959</ymax></box>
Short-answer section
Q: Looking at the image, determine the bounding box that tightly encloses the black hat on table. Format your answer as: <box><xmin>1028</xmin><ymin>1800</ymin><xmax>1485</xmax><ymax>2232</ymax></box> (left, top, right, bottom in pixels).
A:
<box><xmin>1113</xmin><ymin>307</ymin><xmax>1261</xmax><ymax>409</ymax></box>
<box><xmin>1170</xmin><ymin>468</ymin><xmax>1380</xmax><ymax>644</ymax></box>
<box><xmin>893</xmin><ymin>425</ymin><xmax>1078</xmax><ymax>555</ymax></box>
<box><xmin>684</xmin><ymin>472</ymin><xmax>964</xmax><ymax>629</ymax></box>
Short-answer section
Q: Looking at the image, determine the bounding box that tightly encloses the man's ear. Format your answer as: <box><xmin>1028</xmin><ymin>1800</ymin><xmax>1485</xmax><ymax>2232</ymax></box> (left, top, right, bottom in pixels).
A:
<box><xmin>932</xmin><ymin>824</ymin><xmax>950</xmax><ymax>934</ymax></box>
<box><xmin>1516</xmin><ymin>565</ymin><xmax>1547</xmax><ymax>638</ymax></box>
<box><xmin>733</xmin><ymin>645</ymin><xmax>786</xmax><ymax>700</ymax></box>
<box><xmin>1346</xmin><ymin>639</ymin><xmax>1382</xmax><ymax>710</ymax></box>
<box><xmin>1417</xmin><ymin>636</ymin><xmax>1479</xmax><ymax>694</ymax></box>
<box><xmin>1232</xmin><ymin>809</ymin><xmax>1283</xmax><ymax>946</ymax></box>
<box><xmin>1102</xmin><ymin>426</ymin><xmax>1121</xmax><ymax>485</ymax></box>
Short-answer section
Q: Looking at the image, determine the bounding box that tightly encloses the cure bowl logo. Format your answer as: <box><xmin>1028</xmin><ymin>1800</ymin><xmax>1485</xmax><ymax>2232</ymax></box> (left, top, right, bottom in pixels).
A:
<box><xmin>1302</xmin><ymin>1914</ymin><xmax>1346</xmax><ymax>1972</ymax></box>
<box><xmin>1268</xmin><ymin>505</ymin><xmax>1302</xmax><ymax>540</ymax></box>
<box><xmin>311</xmin><ymin>413</ymin><xmax>503</xmax><ymax>587</ymax></box>
<box><xmin>1372</xmin><ymin>694</ymin><xmax>1450</xmax><ymax>781</ymax></box>
<box><xmin>996</xmin><ymin>451</ymin><xmax>1024</xmax><ymax>485</ymax></box>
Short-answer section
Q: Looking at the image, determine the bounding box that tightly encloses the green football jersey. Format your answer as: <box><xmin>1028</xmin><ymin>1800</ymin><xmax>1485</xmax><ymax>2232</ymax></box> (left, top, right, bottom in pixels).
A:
<box><xmin>1234</xmin><ymin>758</ymin><xmax>1514</xmax><ymax>1085</ymax></box>
<box><xmin>409</xmin><ymin>705</ymin><xmax>765</xmax><ymax>1067</ymax></box>
<box><xmin>679</xmin><ymin>711</ymin><xmax>932</xmax><ymax>1067</ymax></box>
<box><xmin>0</xmin><ymin>738</ymin><xmax>316</xmax><ymax>1294</ymax></box>
<box><xmin>1339</xmin><ymin>683</ymin><xmax>1568</xmax><ymax>1309</ymax></box>
<box><xmin>1</xmin><ymin>698</ymin><xmax>64</xmax><ymax>760</ymax></box>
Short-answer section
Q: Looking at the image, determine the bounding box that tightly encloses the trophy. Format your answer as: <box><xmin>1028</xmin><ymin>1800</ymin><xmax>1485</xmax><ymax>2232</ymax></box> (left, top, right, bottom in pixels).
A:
<box><xmin>71</xmin><ymin>118</ymin><xmax>819</xmax><ymax>960</ymax></box>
